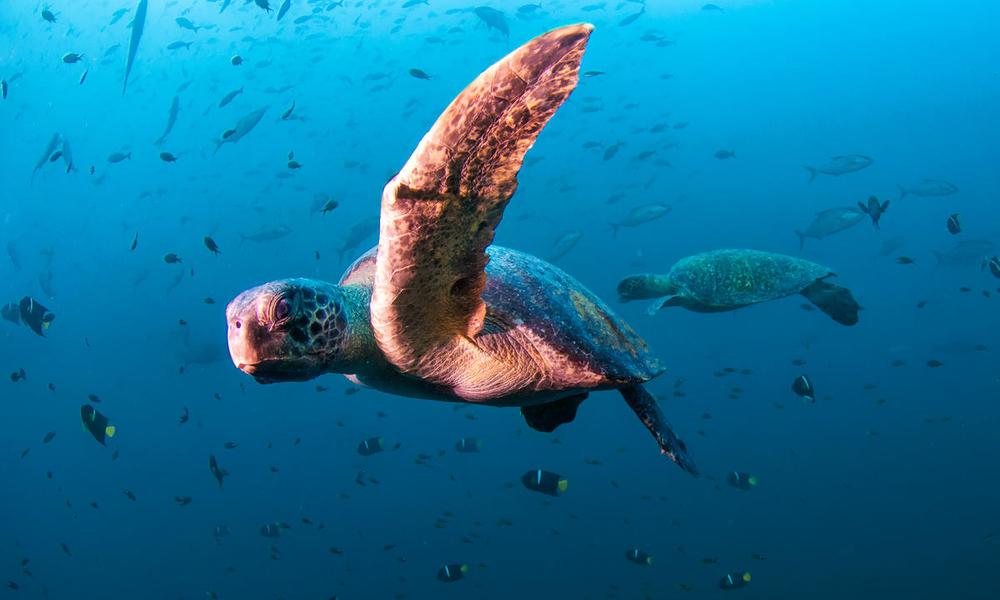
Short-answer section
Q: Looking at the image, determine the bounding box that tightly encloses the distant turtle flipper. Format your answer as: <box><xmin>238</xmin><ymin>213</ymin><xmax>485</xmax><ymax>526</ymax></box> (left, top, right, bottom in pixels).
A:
<box><xmin>620</xmin><ymin>384</ymin><xmax>697</xmax><ymax>476</ymax></box>
<box><xmin>645</xmin><ymin>297</ymin><xmax>671</xmax><ymax>316</ymax></box>
<box><xmin>800</xmin><ymin>279</ymin><xmax>860</xmax><ymax>326</ymax></box>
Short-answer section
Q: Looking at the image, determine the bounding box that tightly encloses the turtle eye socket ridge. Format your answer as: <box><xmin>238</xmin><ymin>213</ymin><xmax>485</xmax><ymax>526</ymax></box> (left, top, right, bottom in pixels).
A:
<box><xmin>274</xmin><ymin>298</ymin><xmax>291</xmax><ymax>321</ymax></box>
<box><xmin>267</xmin><ymin>292</ymin><xmax>294</xmax><ymax>326</ymax></box>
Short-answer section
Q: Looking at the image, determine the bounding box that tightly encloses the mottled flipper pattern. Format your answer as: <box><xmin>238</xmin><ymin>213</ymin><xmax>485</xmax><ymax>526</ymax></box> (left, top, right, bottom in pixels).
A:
<box><xmin>371</xmin><ymin>24</ymin><xmax>593</xmax><ymax>379</ymax></box>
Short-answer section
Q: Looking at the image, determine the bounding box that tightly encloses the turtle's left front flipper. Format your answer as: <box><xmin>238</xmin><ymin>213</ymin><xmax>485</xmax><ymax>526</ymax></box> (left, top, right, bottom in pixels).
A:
<box><xmin>801</xmin><ymin>279</ymin><xmax>860</xmax><ymax>326</ymax></box>
<box><xmin>620</xmin><ymin>384</ymin><xmax>698</xmax><ymax>476</ymax></box>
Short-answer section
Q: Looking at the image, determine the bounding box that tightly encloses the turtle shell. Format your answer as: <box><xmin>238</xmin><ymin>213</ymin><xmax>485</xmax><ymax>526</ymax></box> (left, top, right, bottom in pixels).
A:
<box><xmin>668</xmin><ymin>249</ymin><xmax>832</xmax><ymax>309</ymax></box>
<box><xmin>342</xmin><ymin>245</ymin><xmax>663</xmax><ymax>388</ymax></box>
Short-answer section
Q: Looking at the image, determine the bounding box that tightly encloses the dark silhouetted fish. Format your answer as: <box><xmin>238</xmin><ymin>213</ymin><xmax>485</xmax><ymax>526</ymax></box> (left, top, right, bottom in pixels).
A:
<box><xmin>215</xmin><ymin>106</ymin><xmax>269</xmax><ymax>153</ymax></box>
<box><xmin>154</xmin><ymin>96</ymin><xmax>180</xmax><ymax>145</ymax></box>
<box><xmin>795</xmin><ymin>206</ymin><xmax>864</xmax><ymax>249</ymax></box>
<box><xmin>932</xmin><ymin>240</ymin><xmax>996</xmax><ymax>267</ymax></box>
<box><xmin>548</xmin><ymin>230</ymin><xmax>582</xmax><ymax>262</ymax></box>
<box><xmin>219</xmin><ymin>87</ymin><xmax>244</xmax><ymax>108</ymax></box>
<box><xmin>475</xmin><ymin>7</ymin><xmax>509</xmax><ymax>38</ymax></box>
<box><xmin>32</xmin><ymin>133</ymin><xmax>62</xmax><ymax>182</ymax></box>
<box><xmin>337</xmin><ymin>216</ymin><xmax>379</xmax><ymax>260</ymax></box>
<box><xmin>123</xmin><ymin>0</ymin><xmax>149</xmax><ymax>96</ymax></box>
<box><xmin>897</xmin><ymin>179</ymin><xmax>958</xmax><ymax>200</ymax></box>
<box><xmin>946</xmin><ymin>213</ymin><xmax>961</xmax><ymax>235</ymax></box>
<box><xmin>611</xmin><ymin>203</ymin><xmax>671</xmax><ymax>235</ymax></box>
<box><xmin>18</xmin><ymin>296</ymin><xmax>55</xmax><ymax>337</ymax></box>
<box><xmin>276</xmin><ymin>0</ymin><xmax>292</xmax><ymax>21</ymax></box>
<box><xmin>802</xmin><ymin>154</ymin><xmax>873</xmax><ymax>182</ymax></box>
<box><xmin>857</xmin><ymin>196</ymin><xmax>889</xmax><ymax>229</ymax></box>
<box><xmin>81</xmin><ymin>405</ymin><xmax>116</xmax><ymax>445</ymax></box>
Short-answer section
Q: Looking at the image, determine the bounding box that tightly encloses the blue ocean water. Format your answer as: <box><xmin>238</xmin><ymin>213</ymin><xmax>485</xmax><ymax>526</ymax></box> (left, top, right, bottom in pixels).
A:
<box><xmin>2</xmin><ymin>0</ymin><xmax>999</xmax><ymax>598</ymax></box>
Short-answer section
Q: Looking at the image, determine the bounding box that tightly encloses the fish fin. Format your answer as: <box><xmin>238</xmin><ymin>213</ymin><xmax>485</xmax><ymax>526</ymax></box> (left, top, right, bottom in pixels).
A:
<box><xmin>795</xmin><ymin>230</ymin><xmax>806</xmax><ymax>251</ymax></box>
<box><xmin>896</xmin><ymin>183</ymin><xmax>907</xmax><ymax>200</ymax></box>
<box><xmin>856</xmin><ymin>201</ymin><xmax>868</xmax><ymax>214</ymax></box>
<box><xmin>800</xmin><ymin>279</ymin><xmax>859</xmax><ymax>326</ymax></box>
<box><xmin>803</xmin><ymin>165</ymin><xmax>816</xmax><ymax>183</ymax></box>
<box><xmin>619</xmin><ymin>384</ymin><xmax>697</xmax><ymax>475</ymax></box>
<box><xmin>105</xmin><ymin>426</ymin><xmax>116</xmax><ymax>438</ymax></box>
<box><xmin>882</xmin><ymin>199</ymin><xmax>890</xmax><ymax>213</ymax></box>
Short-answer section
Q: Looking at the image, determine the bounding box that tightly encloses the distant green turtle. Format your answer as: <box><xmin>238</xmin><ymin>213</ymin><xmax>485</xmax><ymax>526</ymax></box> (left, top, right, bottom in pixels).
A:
<box><xmin>617</xmin><ymin>249</ymin><xmax>860</xmax><ymax>326</ymax></box>
<box><xmin>225</xmin><ymin>25</ymin><xmax>697</xmax><ymax>474</ymax></box>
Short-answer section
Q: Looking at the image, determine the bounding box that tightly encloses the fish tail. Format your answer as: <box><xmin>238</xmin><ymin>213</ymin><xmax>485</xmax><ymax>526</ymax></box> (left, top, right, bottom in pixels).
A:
<box><xmin>803</xmin><ymin>165</ymin><xmax>816</xmax><ymax>183</ymax></box>
<box><xmin>896</xmin><ymin>183</ymin><xmax>907</xmax><ymax>200</ymax></box>
<box><xmin>795</xmin><ymin>230</ymin><xmax>806</xmax><ymax>251</ymax></box>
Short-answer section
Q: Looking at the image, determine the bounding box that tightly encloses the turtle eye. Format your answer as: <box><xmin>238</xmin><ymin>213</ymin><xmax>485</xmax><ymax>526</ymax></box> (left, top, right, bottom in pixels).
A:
<box><xmin>272</xmin><ymin>296</ymin><xmax>291</xmax><ymax>322</ymax></box>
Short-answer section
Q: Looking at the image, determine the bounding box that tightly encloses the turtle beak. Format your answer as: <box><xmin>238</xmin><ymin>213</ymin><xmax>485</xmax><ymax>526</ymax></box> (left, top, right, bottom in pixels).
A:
<box><xmin>226</xmin><ymin>283</ymin><xmax>325</xmax><ymax>384</ymax></box>
<box><xmin>226</xmin><ymin>287</ymin><xmax>270</xmax><ymax>375</ymax></box>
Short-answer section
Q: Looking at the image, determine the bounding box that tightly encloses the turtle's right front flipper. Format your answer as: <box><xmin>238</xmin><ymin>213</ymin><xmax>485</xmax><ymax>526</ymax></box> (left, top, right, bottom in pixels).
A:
<box><xmin>619</xmin><ymin>384</ymin><xmax>698</xmax><ymax>476</ymax></box>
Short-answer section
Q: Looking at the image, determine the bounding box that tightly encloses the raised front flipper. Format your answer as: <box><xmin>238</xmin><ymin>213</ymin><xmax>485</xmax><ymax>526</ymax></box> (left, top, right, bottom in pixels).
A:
<box><xmin>620</xmin><ymin>384</ymin><xmax>698</xmax><ymax>476</ymax></box>
<box><xmin>370</xmin><ymin>24</ymin><xmax>593</xmax><ymax>396</ymax></box>
<box><xmin>800</xmin><ymin>279</ymin><xmax>860</xmax><ymax>326</ymax></box>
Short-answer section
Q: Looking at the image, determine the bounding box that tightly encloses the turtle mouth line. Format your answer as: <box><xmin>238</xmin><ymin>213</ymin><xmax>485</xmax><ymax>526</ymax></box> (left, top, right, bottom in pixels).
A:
<box><xmin>238</xmin><ymin>360</ymin><xmax>316</xmax><ymax>384</ymax></box>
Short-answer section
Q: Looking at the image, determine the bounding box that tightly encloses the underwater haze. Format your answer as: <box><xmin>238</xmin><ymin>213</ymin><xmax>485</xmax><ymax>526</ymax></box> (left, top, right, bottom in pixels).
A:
<box><xmin>2</xmin><ymin>0</ymin><xmax>1000</xmax><ymax>598</ymax></box>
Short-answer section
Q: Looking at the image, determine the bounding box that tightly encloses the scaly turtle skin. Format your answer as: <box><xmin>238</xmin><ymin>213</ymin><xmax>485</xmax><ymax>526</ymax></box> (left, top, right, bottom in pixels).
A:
<box><xmin>618</xmin><ymin>249</ymin><xmax>860</xmax><ymax>325</ymax></box>
<box><xmin>226</xmin><ymin>24</ymin><xmax>697</xmax><ymax>474</ymax></box>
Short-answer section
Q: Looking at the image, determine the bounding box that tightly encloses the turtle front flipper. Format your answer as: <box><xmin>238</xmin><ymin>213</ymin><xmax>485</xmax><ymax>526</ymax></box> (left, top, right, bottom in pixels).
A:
<box><xmin>521</xmin><ymin>393</ymin><xmax>588</xmax><ymax>432</ymax></box>
<box><xmin>800</xmin><ymin>279</ymin><xmax>860</xmax><ymax>326</ymax></box>
<box><xmin>619</xmin><ymin>384</ymin><xmax>698</xmax><ymax>476</ymax></box>
<box><xmin>370</xmin><ymin>25</ymin><xmax>593</xmax><ymax>396</ymax></box>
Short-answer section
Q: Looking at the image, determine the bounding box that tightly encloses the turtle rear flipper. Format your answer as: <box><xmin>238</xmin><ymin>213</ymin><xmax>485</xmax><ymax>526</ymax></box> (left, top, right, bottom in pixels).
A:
<box><xmin>620</xmin><ymin>384</ymin><xmax>697</xmax><ymax>476</ymax></box>
<box><xmin>800</xmin><ymin>279</ymin><xmax>860</xmax><ymax>326</ymax></box>
<box><xmin>520</xmin><ymin>393</ymin><xmax>587</xmax><ymax>433</ymax></box>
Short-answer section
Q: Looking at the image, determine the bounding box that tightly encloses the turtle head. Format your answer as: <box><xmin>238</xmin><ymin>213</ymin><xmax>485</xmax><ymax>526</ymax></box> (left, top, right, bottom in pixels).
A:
<box><xmin>616</xmin><ymin>274</ymin><xmax>676</xmax><ymax>302</ymax></box>
<box><xmin>226</xmin><ymin>278</ymin><xmax>359</xmax><ymax>384</ymax></box>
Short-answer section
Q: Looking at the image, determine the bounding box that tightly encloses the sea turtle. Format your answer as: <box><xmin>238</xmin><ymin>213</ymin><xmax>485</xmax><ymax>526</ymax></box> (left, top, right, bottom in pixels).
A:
<box><xmin>225</xmin><ymin>25</ymin><xmax>697</xmax><ymax>474</ymax></box>
<box><xmin>617</xmin><ymin>249</ymin><xmax>860</xmax><ymax>326</ymax></box>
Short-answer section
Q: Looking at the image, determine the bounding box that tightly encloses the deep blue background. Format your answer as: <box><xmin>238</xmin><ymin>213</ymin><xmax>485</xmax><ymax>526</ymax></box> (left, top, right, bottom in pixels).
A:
<box><xmin>2</xmin><ymin>0</ymin><xmax>999</xmax><ymax>598</ymax></box>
